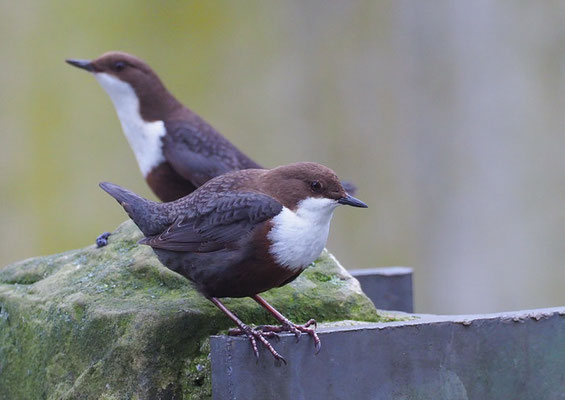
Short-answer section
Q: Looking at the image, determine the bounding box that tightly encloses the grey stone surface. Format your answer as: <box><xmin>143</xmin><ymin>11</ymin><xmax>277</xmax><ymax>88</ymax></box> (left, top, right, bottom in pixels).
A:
<box><xmin>350</xmin><ymin>267</ymin><xmax>413</xmax><ymax>312</ymax></box>
<box><xmin>211</xmin><ymin>306</ymin><xmax>565</xmax><ymax>400</ymax></box>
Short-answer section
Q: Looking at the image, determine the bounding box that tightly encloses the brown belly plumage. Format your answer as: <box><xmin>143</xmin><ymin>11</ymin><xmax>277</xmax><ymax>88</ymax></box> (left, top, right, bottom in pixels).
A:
<box><xmin>152</xmin><ymin>229</ymin><xmax>306</xmax><ymax>299</ymax></box>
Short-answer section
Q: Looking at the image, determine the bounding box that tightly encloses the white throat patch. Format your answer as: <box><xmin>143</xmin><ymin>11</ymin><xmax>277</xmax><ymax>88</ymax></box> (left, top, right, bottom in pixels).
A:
<box><xmin>267</xmin><ymin>197</ymin><xmax>339</xmax><ymax>272</ymax></box>
<box><xmin>94</xmin><ymin>73</ymin><xmax>166</xmax><ymax>177</ymax></box>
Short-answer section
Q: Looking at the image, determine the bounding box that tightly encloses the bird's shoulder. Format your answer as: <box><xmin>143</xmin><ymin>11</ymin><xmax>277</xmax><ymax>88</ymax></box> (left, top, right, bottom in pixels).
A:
<box><xmin>164</xmin><ymin>116</ymin><xmax>233</xmax><ymax>155</ymax></box>
<box><xmin>161</xmin><ymin>117</ymin><xmax>260</xmax><ymax>186</ymax></box>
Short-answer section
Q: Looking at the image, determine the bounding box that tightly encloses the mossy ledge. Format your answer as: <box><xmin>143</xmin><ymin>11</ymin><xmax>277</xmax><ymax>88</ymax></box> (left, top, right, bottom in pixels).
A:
<box><xmin>0</xmin><ymin>220</ymin><xmax>389</xmax><ymax>399</ymax></box>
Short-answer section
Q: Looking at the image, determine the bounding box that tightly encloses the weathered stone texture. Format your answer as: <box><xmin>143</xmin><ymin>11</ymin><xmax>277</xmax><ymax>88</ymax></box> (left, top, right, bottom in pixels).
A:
<box><xmin>0</xmin><ymin>221</ymin><xmax>383</xmax><ymax>399</ymax></box>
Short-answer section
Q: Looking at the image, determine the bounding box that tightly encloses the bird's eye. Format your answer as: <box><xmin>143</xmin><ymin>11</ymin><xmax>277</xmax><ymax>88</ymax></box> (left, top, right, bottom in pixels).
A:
<box><xmin>114</xmin><ymin>61</ymin><xmax>126</xmax><ymax>72</ymax></box>
<box><xmin>310</xmin><ymin>181</ymin><xmax>323</xmax><ymax>192</ymax></box>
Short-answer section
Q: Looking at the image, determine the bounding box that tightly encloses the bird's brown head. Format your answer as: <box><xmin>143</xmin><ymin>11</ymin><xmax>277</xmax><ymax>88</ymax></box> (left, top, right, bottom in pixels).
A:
<box><xmin>66</xmin><ymin>51</ymin><xmax>180</xmax><ymax>120</ymax></box>
<box><xmin>262</xmin><ymin>162</ymin><xmax>367</xmax><ymax>211</ymax></box>
<box><xmin>66</xmin><ymin>51</ymin><xmax>157</xmax><ymax>81</ymax></box>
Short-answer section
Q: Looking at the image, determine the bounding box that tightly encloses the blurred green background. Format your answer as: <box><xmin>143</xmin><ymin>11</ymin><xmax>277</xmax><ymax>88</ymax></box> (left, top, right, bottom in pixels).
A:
<box><xmin>2</xmin><ymin>1</ymin><xmax>565</xmax><ymax>314</ymax></box>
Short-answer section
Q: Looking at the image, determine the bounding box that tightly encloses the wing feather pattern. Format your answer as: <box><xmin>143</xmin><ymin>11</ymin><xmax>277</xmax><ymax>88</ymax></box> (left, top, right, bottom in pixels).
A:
<box><xmin>140</xmin><ymin>191</ymin><xmax>282</xmax><ymax>252</ymax></box>
<box><xmin>162</xmin><ymin>121</ymin><xmax>261</xmax><ymax>187</ymax></box>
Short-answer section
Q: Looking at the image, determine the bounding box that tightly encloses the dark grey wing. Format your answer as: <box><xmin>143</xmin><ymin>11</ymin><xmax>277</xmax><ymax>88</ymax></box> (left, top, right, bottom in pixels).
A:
<box><xmin>140</xmin><ymin>191</ymin><xmax>282</xmax><ymax>252</ymax></box>
<box><xmin>162</xmin><ymin>120</ymin><xmax>262</xmax><ymax>187</ymax></box>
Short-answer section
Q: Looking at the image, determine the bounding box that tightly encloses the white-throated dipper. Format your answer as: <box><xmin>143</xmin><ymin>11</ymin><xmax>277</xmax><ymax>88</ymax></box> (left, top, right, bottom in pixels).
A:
<box><xmin>99</xmin><ymin>162</ymin><xmax>367</xmax><ymax>362</ymax></box>
<box><xmin>66</xmin><ymin>51</ymin><xmax>356</xmax><ymax>202</ymax></box>
<box><xmin>66</xmin><ymin>51</ymin><xmax>261</xmax><ymax>202</ymax></box>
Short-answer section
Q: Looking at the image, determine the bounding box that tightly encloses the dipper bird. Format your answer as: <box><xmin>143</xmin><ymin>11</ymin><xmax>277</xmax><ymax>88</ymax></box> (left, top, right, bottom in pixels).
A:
<box><xmin>66</xmin><ymin>51</ymin><xmax>356</xmax><ymax>202</ymax></box>
<box><xmin>66</xmin><ymin>51</ymin><xmax>261</xmax><ymax>202</ymax></box>
<box><xmin>99</xmin><ymin>162</ymin><xmax>367</xmax><ymax>362</ymax></box>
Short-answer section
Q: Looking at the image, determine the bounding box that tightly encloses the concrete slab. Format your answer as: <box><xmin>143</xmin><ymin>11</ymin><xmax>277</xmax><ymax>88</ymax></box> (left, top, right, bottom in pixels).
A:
<box><xmin>350</xmin><ymin>267</ymin><xmax>413</xmax><ymax>312</ymax></box>
<box><xmin>211</xmin><ymin>307</ymin><xmax>565</xmax><ymax>400</ymax></box>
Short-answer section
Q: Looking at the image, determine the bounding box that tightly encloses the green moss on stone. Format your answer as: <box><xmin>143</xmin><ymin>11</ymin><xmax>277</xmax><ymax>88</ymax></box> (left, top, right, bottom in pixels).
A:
<box><xmin>0</xmin><ymin>220</ymin><xmax>391</xmax><ymax>399</ymax></box>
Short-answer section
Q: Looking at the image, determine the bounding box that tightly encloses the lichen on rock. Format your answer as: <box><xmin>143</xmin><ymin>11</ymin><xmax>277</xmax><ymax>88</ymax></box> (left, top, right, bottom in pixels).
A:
<box><xmin>0</xmin><ymin>220</ymin><xmax>385</xmax><ymax>399</ymax></box>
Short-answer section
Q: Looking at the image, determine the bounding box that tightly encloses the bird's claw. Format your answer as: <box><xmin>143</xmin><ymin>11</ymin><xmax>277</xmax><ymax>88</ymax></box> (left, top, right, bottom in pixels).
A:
<box><xmin>242</xmin><ymin>319</ymin><xmax>321</xmax><ymax>353</ymax></box>
<box><xmin>303</xmin><ymin>318</ymin><xmax>317</xmax><ymax>329</ymax></box>
<box><xmin>228</xmin><ymin>327</ymin><xmax>243</xmax><ymax>336</ymax></box>
<box><xmin>228</xmin><ymin>326</ymin><xmax>286</xmax><ymax>363</ymax></box>
<box><xmin>229</xmin><ymin>327</ymin><xmax>280</xmax><ymax>340</ymax></box>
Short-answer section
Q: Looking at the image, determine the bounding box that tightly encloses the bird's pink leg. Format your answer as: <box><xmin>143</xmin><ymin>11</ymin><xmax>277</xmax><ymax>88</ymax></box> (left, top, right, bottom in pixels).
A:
<box><xmin>209</xmin><ymin>297</ymin><xmax>286</xmax><ymax>363</ymax></box>
<box><xmin>250</xmin><ymin>294</ymin><xmax>321</xmax><ymax>353</ymax></box>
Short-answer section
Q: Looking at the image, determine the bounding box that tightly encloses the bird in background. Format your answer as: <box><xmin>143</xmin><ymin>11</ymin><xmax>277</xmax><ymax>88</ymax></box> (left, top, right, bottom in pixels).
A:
<box><xmin>100</xmin><ymin>162</ymin><xmax>367</xmax><ymax>362</ymax></box>
<box><xmin>66</xmin><ymin>51</ymin><xmax>356</xmax><ymax>203</ymax></box>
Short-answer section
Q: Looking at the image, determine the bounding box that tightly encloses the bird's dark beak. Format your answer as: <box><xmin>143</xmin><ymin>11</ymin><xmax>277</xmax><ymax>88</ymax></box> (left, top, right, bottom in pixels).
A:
<box><xmin>338</xmin><ymin>194</ymin><xmax>368</xmax><ymax>208</ymax></box>
<box><xmin>65</xmin><ymin>59</ymin><xmax>95</xmax><ymax>72</ymax></box>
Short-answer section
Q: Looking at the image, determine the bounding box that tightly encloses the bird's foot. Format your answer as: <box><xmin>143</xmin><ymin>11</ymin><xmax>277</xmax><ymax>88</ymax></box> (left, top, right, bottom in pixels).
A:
<box><xmin>248</xmin><ymin>319</ymin><xmax>321</xmax><ymax>353</ymax></box>
<box><xmin>228</xmin><ymin>325</ymin><xmax>286</xmax><ymax>363</ymax></box>
<box><xmin>228</xmin><ymin>327</ymin><xmax>280</xmax><ymax>340</ymax></box>
<box><xmin>95</xmin><ymin>232</ymin><xmax>111</xmax><ymax>248</ymax></box>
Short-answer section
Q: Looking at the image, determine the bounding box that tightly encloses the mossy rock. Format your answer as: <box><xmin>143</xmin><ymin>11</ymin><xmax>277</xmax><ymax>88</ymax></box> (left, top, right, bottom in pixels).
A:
<box><xmin>0</xmin><ymin>220</ymin><xmax>384</xmax><ymax>399</ymax></box>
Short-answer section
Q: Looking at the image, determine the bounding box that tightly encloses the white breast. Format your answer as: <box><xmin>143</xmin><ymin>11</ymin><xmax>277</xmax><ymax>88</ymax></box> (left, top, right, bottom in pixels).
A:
<box><xmin>267</xmin><ymin>197</ymin><xmax>339</xmax><ymax>272</ymax></box>
<box><xmin>94</xmin><ymin>73</ymin><xmax>166</xmax><ymax>177</ymax></box>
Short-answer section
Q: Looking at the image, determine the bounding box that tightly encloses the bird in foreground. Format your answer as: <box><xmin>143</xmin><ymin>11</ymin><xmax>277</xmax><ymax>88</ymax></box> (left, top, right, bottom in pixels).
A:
<box><xmin>100</xmin><ymin>162</ymin><xmax>367</xmax><ymax>362</ymax></box>
<box><xmin>66</xmin><ymin>51</ymin><xmax>356</xmax><ymax>202</ymax></box>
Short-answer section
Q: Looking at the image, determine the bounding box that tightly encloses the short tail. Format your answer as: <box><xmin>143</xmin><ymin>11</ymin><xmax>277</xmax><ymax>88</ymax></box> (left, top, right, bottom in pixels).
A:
<box><xmin>99</xmin><ymin>182</ymin><xmax>162</xmax><ymax>236</ymax></box>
